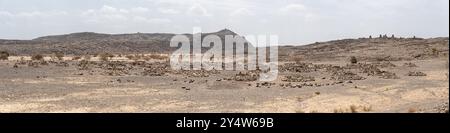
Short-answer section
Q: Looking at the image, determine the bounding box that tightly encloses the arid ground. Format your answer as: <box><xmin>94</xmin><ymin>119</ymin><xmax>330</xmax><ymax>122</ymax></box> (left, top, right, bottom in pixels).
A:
<box><xmin>0</xmin><ymin>33</ymin><xmax>448</xmax><ymax>113</ymax></box>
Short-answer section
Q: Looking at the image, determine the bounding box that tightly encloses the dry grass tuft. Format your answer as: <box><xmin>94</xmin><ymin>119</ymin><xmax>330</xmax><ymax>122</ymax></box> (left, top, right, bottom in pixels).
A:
<box><xmin>31</xmin><ymin>54</ymin><xmax>44</xmax><ymax>60</ymax></box>
<box><xmin>99</xmin><ymin>53</ymin><xmax>114</xmax><ymax>61</ymax></box>
<box><xmin>0</xmin><ymin>51</ymin><xmax>9</xmax><ymax>60</ymax></box>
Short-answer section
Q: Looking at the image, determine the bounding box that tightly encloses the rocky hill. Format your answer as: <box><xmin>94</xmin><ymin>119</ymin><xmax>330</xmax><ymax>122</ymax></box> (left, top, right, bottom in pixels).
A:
<box><xmin>0</xmin><ymin>29</ymin><xmax>243</xmax><ymax>55</ymax></box>
<box><xmin>278</xmin><ymin>37</ymin><xmax>449</xmax><ymax>62</ymax></box>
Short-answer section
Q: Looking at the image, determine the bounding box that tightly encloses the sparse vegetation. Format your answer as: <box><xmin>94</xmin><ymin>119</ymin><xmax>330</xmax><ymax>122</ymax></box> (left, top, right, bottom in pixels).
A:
<box><xmin>53</xmin><ymin>52</ymin><xmax>64</xmax><ymax>60</ymax></box>
<box><xmin>0</xmin><ymin>30</ymin><xmax>447</xmax><ymax>113</ymax></box>
<box><xmin>132</xmin><ymin>54</ymin><xmax>142</xmax><ymax>61</ymax></box>
<box><xmin>408</xmin><ymin>108</ymin><xmax>417</xmax><ymax>113</ymax></box>
<box><xmin>0</xmin><ymin>51</ymin><xmax>9</xmax><ymax>60</ymax></box>
<box><xmin>84</xmin><ymin>55</ymin><xmax>92</xmax><ymax>61</ymax></box>
<box><xmin>125</xmin><ymin>55</ymin><xmax>134</xmax><ymax>60</ymax></box>
<box><xmin>78</xmin><ymin>60</ymin><xmax>91</xmax><ymax>70</ymax></box>
<box><xmin>72</xmin><ymin>56</ymin><xmax>82</xmax><ymax>61</ymax></box>
<box><xmin>310</xmin><ymin>110</ymin><xmax>319</xmax><ymax>113</ymax></box>
<box><xmin>406</xmin><ymin>71</ymin><xmax>427</xmax><ymax>76</ymax></box>
<box><xmin>350</xmin><ymin>105</ymin><xmax>358</xmax><ymax>113</ymax></box>
<box><xmin>99</xmin><ymin>53</ymin><xmax>114</xmax><ymax>61</ymax></box>
<box><xmin>148</xmin><ymin>54</ymin><xmax>168</xmax><ymax>60</ymax></box>
<box><xmin>292</xmin><ymin>56</ymin><xmax>303</xmax><ymax>63</ymax></box>
<box><xmin>333</xmin><ymin>105</ymin><xmax>372</xmax><ymax>113</ymax></box>
<box><xmin>350</xmin><ymin>56</ymin><xmax>357</xmax><ymax>64</ymax></box>
<box><xmin>431</xmin><ymin>48</ymin><xmax>439</xmax><ymax>56</ymax></box>
<box><xmin>31</xmin><ymin>54</ymin><xmax>44</xmax><ymax>60</ymax></box>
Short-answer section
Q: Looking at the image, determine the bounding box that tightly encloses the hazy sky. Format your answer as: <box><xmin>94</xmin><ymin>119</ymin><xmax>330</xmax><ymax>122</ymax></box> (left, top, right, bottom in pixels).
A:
<box><xmin>0</xmin><ymin>0</ymin><xmax>448</xmax><ymax>45</ymax></box>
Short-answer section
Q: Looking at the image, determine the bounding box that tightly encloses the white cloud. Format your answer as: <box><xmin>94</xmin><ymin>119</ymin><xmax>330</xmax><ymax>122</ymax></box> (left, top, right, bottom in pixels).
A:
<box><xmin>132</xmin><ymin>16</ymin><xmax>171</xmax><ymax>24</ymax></box>
<box><xmin>279</xmin><ymin>4</ymin><xmax>306</xmax><ymax>14</ymax></box>
<box><xmin>187</xmin><ymin>4</ymin><xmax>212</xmax><ymax>17</ymax></box>
<box><xmin>131</xmin><ymin>7</ymin><xmax>150</xmax><ymax>13</ymax></box>
<box><xmin>0</xmin><ymin>11</ymin><xmax>13</xmax><ymax>17</ymax></box>
<box><xmin>158</xmin><ymin>8</ymin><xmax>179</xmax><ymax>14</ymax></box>
<box><xmin>0</xmin><ymin>10</ymin><xmax>68</xmax><ymax>18</ymax></box>
<box><xmin>81</xmin><ymin>5</ymin><xmax>171</xmax><ymax>25</ymax></box>
<box><xmin>230</xmin><ymin>8</ymin><xmax>254</xmax><ymax>17</ymax></box>
<box><xmin>276</xmin><ymin>3</ymin><xmax>317</xmax><ymax>22</ymax></box>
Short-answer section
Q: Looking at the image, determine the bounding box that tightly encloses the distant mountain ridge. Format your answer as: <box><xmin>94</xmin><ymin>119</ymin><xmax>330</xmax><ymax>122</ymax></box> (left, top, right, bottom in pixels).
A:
<box><xmin>0</xmin><ymin>29</ymin><xmax>243</xmax><ymax>55</ymax></box>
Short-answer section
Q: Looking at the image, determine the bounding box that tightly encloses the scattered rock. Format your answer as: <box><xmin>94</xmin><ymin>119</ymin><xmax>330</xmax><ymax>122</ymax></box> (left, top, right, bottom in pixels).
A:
<box><xmin>256</xmin><ymin>82</ymin><xmax>276</xmax><ymax>88</ymax></box>
<box><xmin>174</xmin><ymin>69</ymin><xmax>219</xmax><ymax>78</ymax></box>
<box><xmin>406</xmin><ymin>71</ymin><xmax>427</xmax><ymax>76</ymax></box>
<box><xmin>403</xmin><ymin>62</ymin><xmax>417</xmax><ymax>67</ymax></box>
<box><xmin>181</xmin><ymin>86</ymin><xmax>190</xmax><ymax>90</ymax></box>
<box><xmin>378</xmin><ymin>71</ymin><xmax>400</xmax><ymax>79</ymax></box>
<box><xmin>234</xmin><ymin>71</ymin><xmax>260</xmax><ymax>81</ymax></box>
<box><xmin>282</xmin><ymin>75</ymin><xmax>315</xmax><ymax>82</ymax></box>
<box><xmin>331</xmin><ymin>71</ymin><xmax>366</xmax><ymax>81</ymax></box>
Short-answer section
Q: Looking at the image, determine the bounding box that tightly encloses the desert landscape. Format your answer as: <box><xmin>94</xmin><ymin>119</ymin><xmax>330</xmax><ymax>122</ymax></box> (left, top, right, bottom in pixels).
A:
<box><xmin>0</xmin><ymin>30</ymin><xmax>448</xmax><ymax>113</ymax></box>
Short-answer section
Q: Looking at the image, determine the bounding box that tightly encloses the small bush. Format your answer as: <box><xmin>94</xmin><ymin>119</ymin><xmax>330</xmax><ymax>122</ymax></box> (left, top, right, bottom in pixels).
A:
<box><xmin>125</xmin><ymin>55</ymin><xmax>135</xmax><ymax>60</ymax></box>
<box><xmin>0</xmin><ymin>51</ymin><xmax>9</xmax><ymax>60</ymax></box>
<box><xmin>350</xmin><ymin>56</ymin><xmax>357</xmax><ymax>64</ymax></box>
<box><xmin>99</xmin><ymin>53</ymin><xmax>114</xmax><ymax>61</ymax></box>
<box><xmin>350</xmin><ymin>105</ymin><xmax>358</xmax><ymax>113</ymax></box>
<box><xmin>408</xmin><ymin>108</ymin><xmax>417</xmax><ymax>113</ymax></box>
<box><xmin>143</xmin><ymin>56</ymin><xmax>151</xmax><ymax>61</ymax></box>
<box><xmin>431</xmin><ymin>48</ymin><xmax>439</xmax><ymax>56</ymax></box>
<box><xmin>72</xmin><ymin>56</ymin><xmax>82</xmax><ymax>61</ymax></box>
<box><xmin>31</xmin><ymin>54</ymin><xmax>44</xmax><ymax>60</ymax></box>
<box><xmin>134</xmin><ymin>54</ymin><xmax>143</xmax><ymax>60</ymax></box>
<box><xmin>292</xmin><ymin>56</ymin><xmax>303</xmax><ymax>63</ymax></box>
<box><xmin>148</xmin><ymin>54</ymin><xmax>168</xmax><ymax>60</ymax></box>
<box><xmin>54</xmin><ymin>52</ymin><xmax>64</xmax><ymax>60</ymax></box>
<box><xmin>84</xmin><ymin>55</ymin><xmax>92</xmax><ymax>61</ymax></box>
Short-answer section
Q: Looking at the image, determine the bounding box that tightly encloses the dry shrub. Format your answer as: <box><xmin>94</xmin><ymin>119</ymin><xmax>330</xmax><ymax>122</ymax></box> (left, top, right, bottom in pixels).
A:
<box><xmin>134</xmin><ymin>54</ymin><xmax>143</xmax><ymax>60</ymax></box>
<box><xmin>334</xmin><ymin>105</ymin><xmax>372</xmax><ymax>113</ymax></box>
<box><xmin>99</xmin><ymin>53</ymin><xmax>114</xmax><ymax>61</ymax></box>
<box><xmin>31</xmin><ymin>54</ymin><xmax>44</xmax><ymax>60</ymax></box>
<box><xmin>143</xmin><ymin>56</ymin><xmax>151</xmax><ymax>61</ymax></box>
<box><xmin>292</xmin><ymin>56</ymin><xmax>303</xmax><ymax>63</ymax></box>
<box><xmin>125</xmin><ymin>55</ymin><xmax>134</xmax><ymax>60</ymax></box>
<box><xmin>431</xmin><ymin>48</ymin><xmax>439</xmax><ymax>56</ymax></box>
<box><xmin>148</xmin><ymin>54</ymin><xmax>168</xmax><ymax>60</ymax></box>
<box><xmin>350</xmin><ymin>105</ymin><xmax>358</xmax><ymax>113</ymax></box>
<box><xmin>84</xmin><ymin>55</ymin><xmax>91</xmax><ymax>61</ymax></box>
<box><xmin>53</xmin><ymin>52</ymin><xmax>64</xmax><ymax>60</ymax></box>
<box><xmin>0</xmin><ymin>51</ymin><xmax>9</xmax><ymax>60</ymax></box>
<box><xmin>72</xmin><ymin>56</ymin><xmax>82</xmax><ymax>61</ymax></box>
<box><xmin>350</xmin><ymin>56</ymin><xmax>357</xmax><ymax>64</ymax></box>
<box><xmin>408</xmin><ymin>108</ymin><xmax>417</xmax><ymax>113</ymax></box>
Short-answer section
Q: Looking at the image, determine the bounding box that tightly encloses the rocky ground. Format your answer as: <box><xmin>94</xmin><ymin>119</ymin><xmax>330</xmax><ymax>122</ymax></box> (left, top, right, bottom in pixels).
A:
<box><xmin>0</xmin><ymin>56</ymin><xmax>448</xmax><ymax>113</ymax></box>
<box><xmin>0</xmin><ymin>37</ymin><xmax>448</xmax><ymax>113</ymax></box>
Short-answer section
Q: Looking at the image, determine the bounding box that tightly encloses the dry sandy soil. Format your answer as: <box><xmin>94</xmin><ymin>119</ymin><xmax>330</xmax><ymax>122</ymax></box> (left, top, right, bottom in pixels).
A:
<box><xmin>0</xmin><ymin>57</ymin><xmax>448</xmax><ymax>113</ymax></box>
<box><xmin>0</xmin><ymin>37</ymin><xmax>448</xmax><ymax>113</ymax></box>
